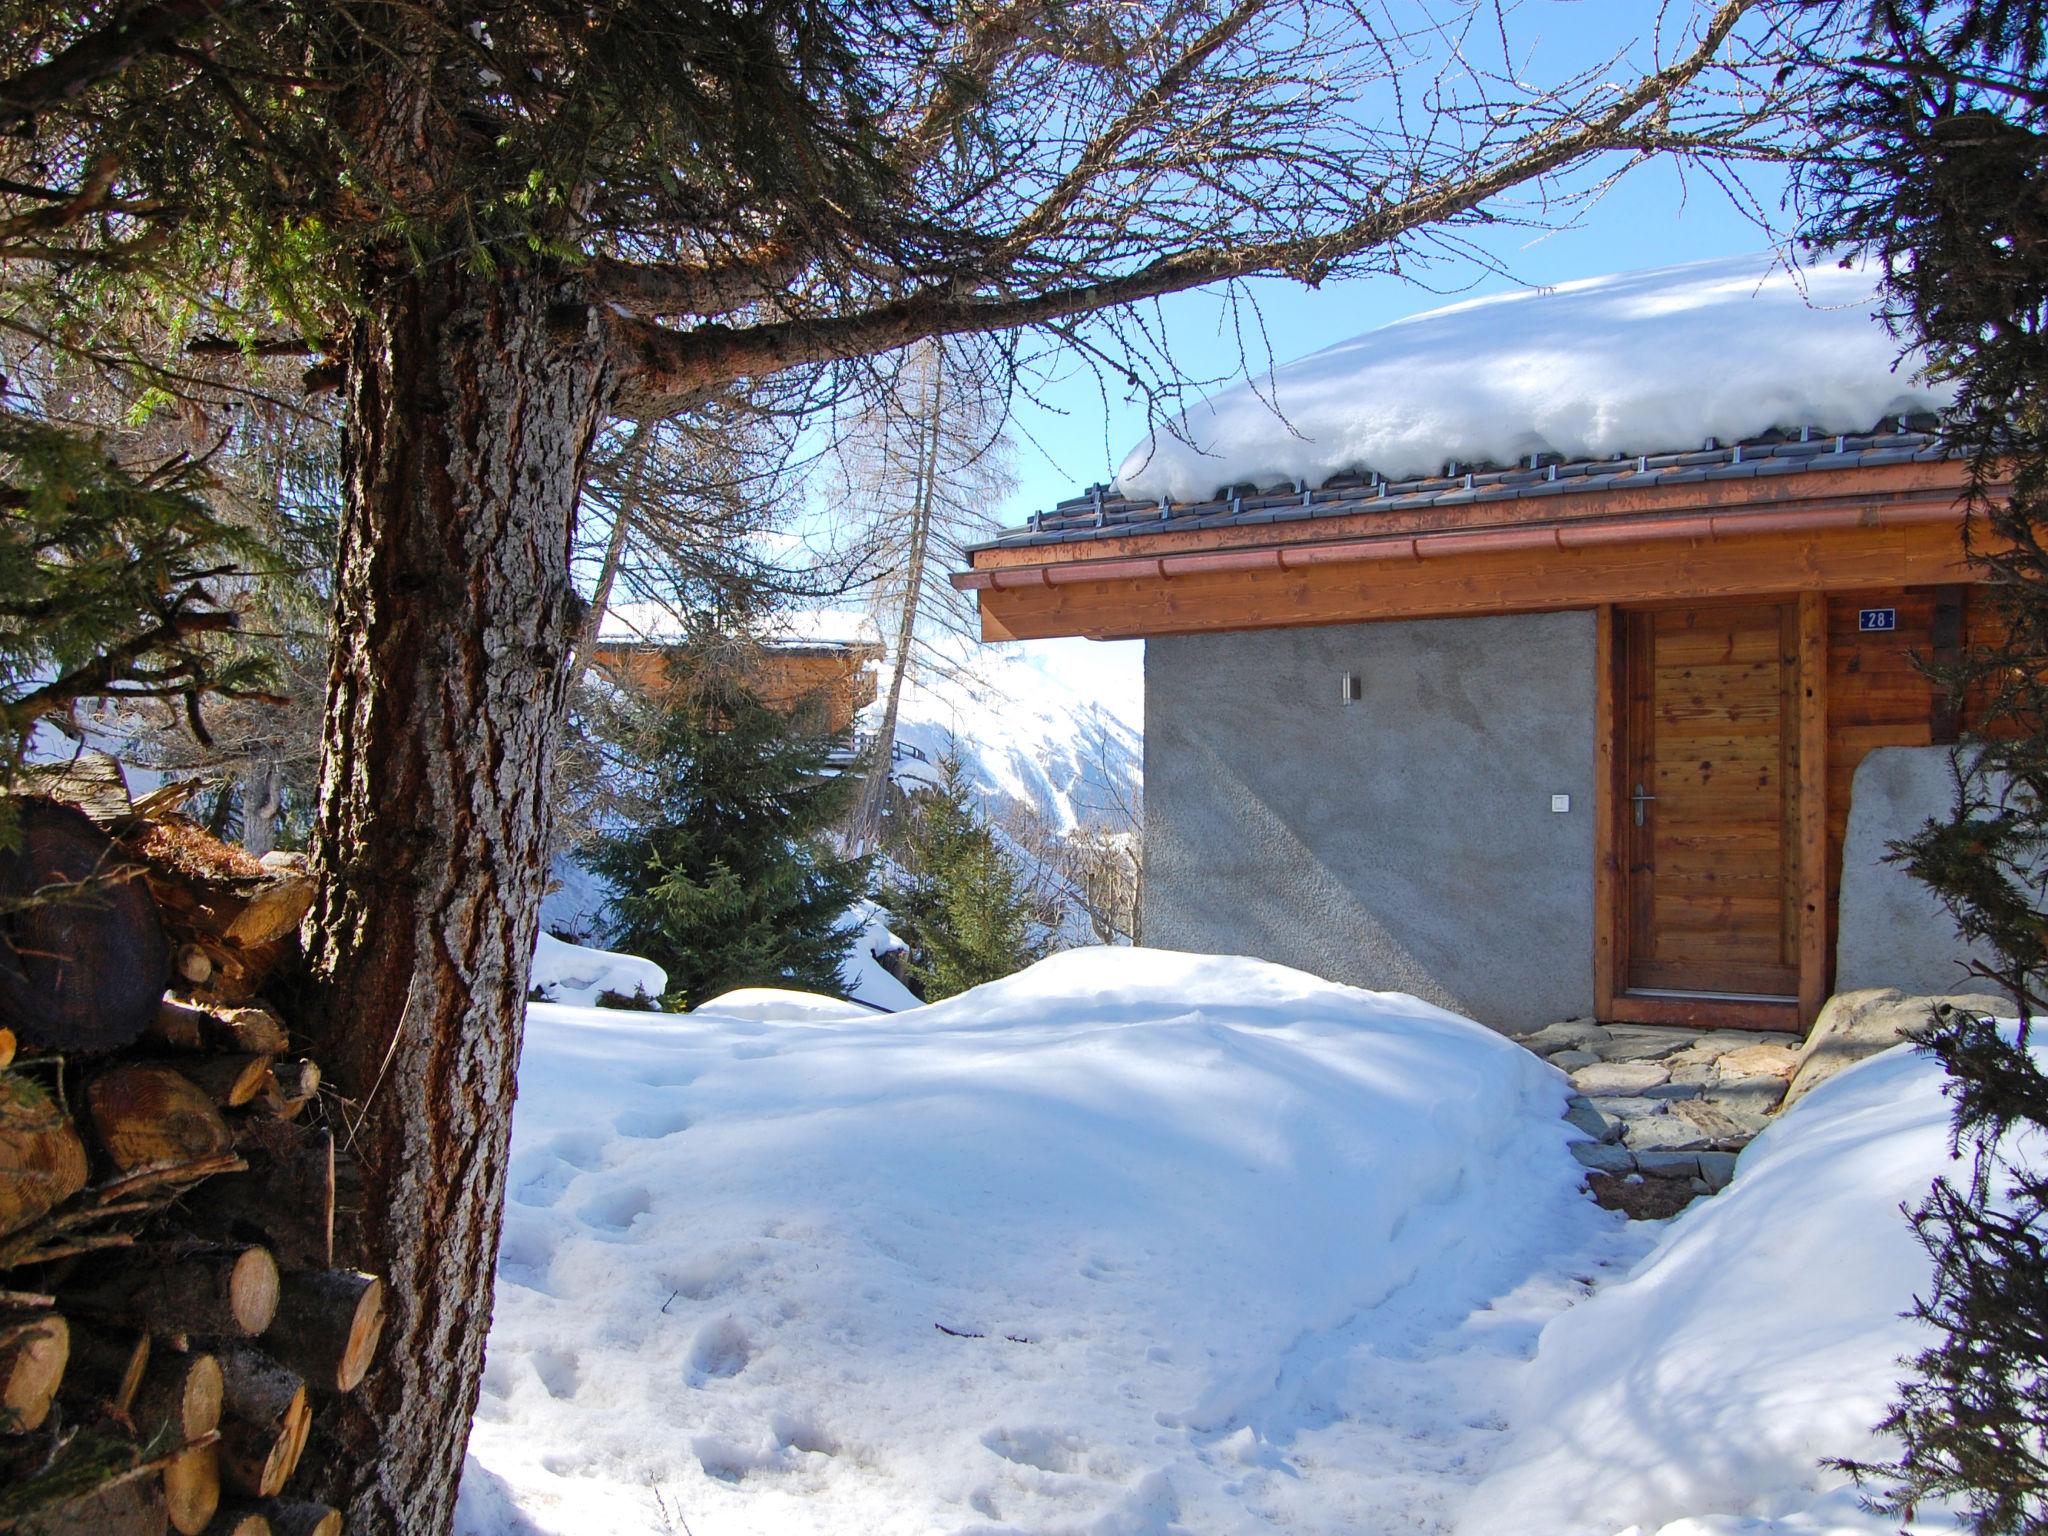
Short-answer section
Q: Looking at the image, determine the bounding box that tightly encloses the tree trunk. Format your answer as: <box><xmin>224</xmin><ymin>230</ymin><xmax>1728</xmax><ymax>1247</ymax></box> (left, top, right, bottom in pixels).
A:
<box><xmin>301</xmin><ymin>267</ymin><xmax>611</xmax><ymax>1534</ymax></box>
<box><xmin>853</xmin><ymin>343</ymin><xmax>945</xmax><ymax>848</ymax></box>
<box><xmin>566</xmin><ymin>418</ymin><xmax>651</xmax><ymax>687</ymax></box>
<box><xmin>240</xmin><ymin>762</ymin><xmax>282</xmax><ymax>860</ymax></box>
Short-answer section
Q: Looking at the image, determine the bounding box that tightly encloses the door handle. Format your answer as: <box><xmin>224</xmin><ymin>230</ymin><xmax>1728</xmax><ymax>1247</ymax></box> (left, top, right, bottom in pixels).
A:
<box><xmin>1631</xmin><ymin>783</ymin><xmax>1657</xmax><ymax>826</ymax></box>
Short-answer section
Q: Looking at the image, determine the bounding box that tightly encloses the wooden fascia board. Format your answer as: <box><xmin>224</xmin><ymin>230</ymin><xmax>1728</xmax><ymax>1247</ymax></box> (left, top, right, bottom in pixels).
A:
<box><xmin>972</xmin><ymin>508</ymin><xmax>1979</xmax><ymax>642</ymax></box>
<box><xmin>960</xmin><ymin>459</ymin><xmax>1971</xmax><ymax>579</ymax></box>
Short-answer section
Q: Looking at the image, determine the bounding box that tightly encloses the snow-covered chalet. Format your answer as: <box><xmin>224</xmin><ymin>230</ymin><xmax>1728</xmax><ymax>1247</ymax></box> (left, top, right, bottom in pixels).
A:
<box><xmin>953</xmin><ymin>254</ymin><xmax>2003</xmax><ymax>1033</ymax></box>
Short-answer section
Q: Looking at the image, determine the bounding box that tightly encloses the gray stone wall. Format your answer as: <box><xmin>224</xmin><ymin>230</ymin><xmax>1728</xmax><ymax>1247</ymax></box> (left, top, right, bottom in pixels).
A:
<box><xmin>1142</xmin><ymin>612</ymin><xmax>1597</xmax><ymax>1030</ymax></box>
<box><xmin>1835</xmin><ymin>745</ymin><xmax>2002</xmax><ymax>996</ymax></box>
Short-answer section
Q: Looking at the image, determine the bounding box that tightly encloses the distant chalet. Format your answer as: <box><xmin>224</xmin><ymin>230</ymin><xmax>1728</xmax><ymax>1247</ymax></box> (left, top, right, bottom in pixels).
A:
<box><xmin>589</xmin><ymin>605</ymin><xmax>882</xmax><ymax>738</ymax></box>
<box><xmin>954</xmin><ymin>257</ymin><xmax>2002</xmax><ymax>1035</ymax></box>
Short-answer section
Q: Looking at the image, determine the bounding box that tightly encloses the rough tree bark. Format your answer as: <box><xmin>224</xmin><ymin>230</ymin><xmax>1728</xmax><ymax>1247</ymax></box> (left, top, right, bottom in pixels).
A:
<box><xmin>299</xmin><ymin>268</ymin><xmax>612</xmax><ymax>1534</ymax></box>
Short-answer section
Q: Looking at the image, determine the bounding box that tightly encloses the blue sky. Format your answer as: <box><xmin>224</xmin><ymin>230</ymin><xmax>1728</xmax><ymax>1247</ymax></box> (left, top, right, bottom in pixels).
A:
<box><xmin>997</xmin><ymin>148</ymin><xmax>1799</xmax><ymax>527</ymax></box>
<box><xmin>986</xmin><ymin>0</ymin><xmax>1812</xmax><ymax>527</ymax></box>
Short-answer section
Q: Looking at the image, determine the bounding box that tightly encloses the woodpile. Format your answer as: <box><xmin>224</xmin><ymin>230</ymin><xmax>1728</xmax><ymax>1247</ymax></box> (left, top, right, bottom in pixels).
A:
<box><xmin>0</xmin><ymin>772</ymin><xmax>373</xmax><ymax>1535</ymax></box>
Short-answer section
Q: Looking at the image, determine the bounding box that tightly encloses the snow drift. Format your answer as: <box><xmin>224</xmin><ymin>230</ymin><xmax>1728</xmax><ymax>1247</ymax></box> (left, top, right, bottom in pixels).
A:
<box><xmin>1463</xmin><ymin>1042</ymin><xmax>1976</xmax><ymax>1536</ymax></box>
<box><xmin>459</xmin><ymin>948</ymin><xmax>1607</xmax><ymax>1535</ymax></box>
<box><xmin>1115</xmin><ymin>253</ymin><xmax>1955</xmax><ymax>504</ymax></box>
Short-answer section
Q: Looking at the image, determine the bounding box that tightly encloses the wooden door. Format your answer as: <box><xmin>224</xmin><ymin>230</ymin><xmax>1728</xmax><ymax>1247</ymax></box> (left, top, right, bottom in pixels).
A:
<box><xmin>1623</xmin><ymin>602</ymin><xmax>1801</xmax><ymax>998</ymax></box>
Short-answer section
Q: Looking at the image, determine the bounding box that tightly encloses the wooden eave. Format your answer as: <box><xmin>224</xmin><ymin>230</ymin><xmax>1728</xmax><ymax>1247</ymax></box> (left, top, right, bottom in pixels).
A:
<box><xmin>954</xmin><ymin>459</ymin><xmax>1988</xmax><ymax>642</ymax></box>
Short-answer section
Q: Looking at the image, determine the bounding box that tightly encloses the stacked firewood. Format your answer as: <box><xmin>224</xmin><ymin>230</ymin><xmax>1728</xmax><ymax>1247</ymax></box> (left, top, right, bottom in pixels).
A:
<box><xmin>0</xmin><ymin>766</ymin><xmax>381</xmax><ymax>1536</ymax></box>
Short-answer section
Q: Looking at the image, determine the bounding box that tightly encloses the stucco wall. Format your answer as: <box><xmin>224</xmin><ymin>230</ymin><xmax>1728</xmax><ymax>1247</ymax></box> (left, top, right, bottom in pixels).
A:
<box><xmin>1835</xmin><ymin>745</ymin><xmax>2002</xmax><ymax>996</ymax></box>
<box><xmin>1143</xmin><ymin>612</ymin><xmax>1597</xmax><ymax>1030</ymax></box>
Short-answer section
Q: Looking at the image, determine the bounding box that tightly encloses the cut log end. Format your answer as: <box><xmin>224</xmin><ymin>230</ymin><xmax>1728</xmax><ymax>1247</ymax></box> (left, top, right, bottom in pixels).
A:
<box><xmin>229</xmin><ymin>1248</ymin><xmax>281</xmax><ymax>1336</ymax></box>
<box><xmin>87</xmin><ymin>1065</ymin><xmax>235</xmax><ymax>1175</ymax></box>
<box><xmin>164</xmin><ymin>1440</ymin><xmax>223</xmax><ymax>1536</ymax></box>
<box><xmin>134</xmin><ymin>1350</ymin><xmax>224</xmax><ymax>1443</ymax></box>
<box><xmin>0</xmin><ymin>1074</ymin><xmax>90</xmax><ymax>1236</ymax></box>
<box><xmin>0</xmin><ymin>1310</ymin><xmax>69</xmax><ymax>1434</ymax></box>
<box><xmin>268</xmin><ymin>1271</ymin><xmax>383</xmax><ymax>1394</ymax></box>
<box><xmin>201</xmin><ymin>1514</ymin><xmax>271</xmax><ymax>1536</ymax></box>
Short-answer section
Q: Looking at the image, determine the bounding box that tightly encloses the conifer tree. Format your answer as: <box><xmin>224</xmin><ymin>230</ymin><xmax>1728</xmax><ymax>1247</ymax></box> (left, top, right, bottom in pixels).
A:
<box><xmin>0</xmin><ymin>412</ymin><xmax>281</xmax><ymax>833</ymax></box>
<box><xmin>581</xmin><ymin>673</ymin><xmax>871</xmax><ymax>1011</ymax></box>
<box><xmin>1799</xmin><ymin>3</ymin><xmax>2048</xmax><ymax>1528</ymax></box>
<box><xmin>881</xmin><ymin>752</ymin><xmax>1049</xmax><ymax>1000</ymax></box>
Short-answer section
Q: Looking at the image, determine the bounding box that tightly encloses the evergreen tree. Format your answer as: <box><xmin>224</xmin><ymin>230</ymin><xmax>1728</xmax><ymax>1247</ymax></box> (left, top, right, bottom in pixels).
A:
<box><xmin>581</xmin><ymin>674</ymin><xmax>870</xmax><ymax>1011</ymax></box>
<box><xmin>1799</xmin><ymin>3</ymin><xmax>2048</xmax><ymax>1528</ymax></box>
<box><xmin>881</xmin><ymin>752</ymin><xmax>1049</xmax><ymax>1000</ymax></box>
<box><xmin>0</xmin><ymin>412</ymin><xmax>282</xmax><ymax>836</ymax></box>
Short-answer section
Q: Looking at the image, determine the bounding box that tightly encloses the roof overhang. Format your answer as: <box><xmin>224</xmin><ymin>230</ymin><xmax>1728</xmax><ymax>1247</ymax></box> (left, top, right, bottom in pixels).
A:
<box><xmin>954</xmin><ymin>457</ymin><xmax>1987</xmax><ymax>642</ymax></box>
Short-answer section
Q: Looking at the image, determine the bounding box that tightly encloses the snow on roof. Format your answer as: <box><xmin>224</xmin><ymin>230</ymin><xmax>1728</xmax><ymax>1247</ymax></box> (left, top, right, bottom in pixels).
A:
<box><xmin>1114</xmin><ymin>252</ymin><xmax>1956</xmax><ymax>505</ymax></box>
<box><xmin>596</xmin><ymin>601</ymin><xmax>882</xmax><ymax>650</ymax></box>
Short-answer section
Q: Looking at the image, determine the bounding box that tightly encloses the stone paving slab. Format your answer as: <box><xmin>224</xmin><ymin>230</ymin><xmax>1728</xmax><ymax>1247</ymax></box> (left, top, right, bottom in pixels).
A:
<box><xmin>1512</xmin><ymin>1017</ymin><xmax>1802</xmax><ymax>1217</ymax></box>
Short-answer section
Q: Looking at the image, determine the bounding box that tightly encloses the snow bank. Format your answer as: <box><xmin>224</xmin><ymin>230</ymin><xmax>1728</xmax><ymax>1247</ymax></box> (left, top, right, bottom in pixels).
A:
<box><xmin>693</xmin><ymin>988</ymin><xmax>879</xmax><ymax>1023</ymax></box>
<box><xmin>460</xmin><ymin>948</ymin><xmax>1610</xmax><ymax>1535</ymax></box>
<box><xmin>1116</xmin><ymin>253</ymin><xmax>1955</xmax><ymax>504</ymax></box>
<box><xmin>528</xmin><ymin>932</ymin><xmax>668</xmax><ymax>1009</ymax></box>
<box><xmin>1461</xmin><ymin>1043</ymin><xmax>1973</xmax><ymax>1536</ymax></box>
<box><xmin>835</xmin><ymin>900</ymin><xmax>919</xmax><ymax>1012</ymax></box>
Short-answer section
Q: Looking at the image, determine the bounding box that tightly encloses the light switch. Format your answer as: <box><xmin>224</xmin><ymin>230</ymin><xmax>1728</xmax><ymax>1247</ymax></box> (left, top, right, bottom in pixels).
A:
<box><xmin>1550</xmin><ymin>794</ymin><xmax>1571</xmax><ymax>813</ymax></box>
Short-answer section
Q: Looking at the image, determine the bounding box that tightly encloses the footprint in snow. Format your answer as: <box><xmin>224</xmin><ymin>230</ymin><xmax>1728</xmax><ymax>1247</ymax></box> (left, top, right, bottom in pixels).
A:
<box><xmin>687</xmin><ymin>1316</ymin><xmax>754</xmax><ymax>1383</ymax></box>
<box><xmin>614</xmin><ymin>1105</ymin><xmax>692</xmax><ymax>1139</ymax></box>
<box><xmin>548</xmin><ymin>1130</ymin><xmax>610</xmax><ymax>1171</ymax></box>
<box><xmin>577</xmin><ymin>1185</ymin><xmax>653</xmax><ymax>1234</ymax></box>
<box><xmin>981</xmin><ymin>1425</ymin><xmax>1088</xmax><ymax>1474</ymax></box>
<box><xmin>528</xmin><ymin>1346</ymin><xmax>581</xmax><ymax>1400</ymax></box>
<box><xmin>770</xmin><ymin>1410</ymin><xmax>838</xmax><ymax>1458</ymax></box>
<box><xmin>508</xmin><ymin>1160</ymin><xmax>575</xmax><ymax>1209</ymax></box>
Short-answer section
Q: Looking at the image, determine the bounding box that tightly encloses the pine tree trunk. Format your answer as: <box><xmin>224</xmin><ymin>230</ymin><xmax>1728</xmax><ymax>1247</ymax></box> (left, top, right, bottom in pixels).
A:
<box><xmin>300</xmin><ymin>268</ymin><xmax>612</xmax><ymax>1535</ymax></box>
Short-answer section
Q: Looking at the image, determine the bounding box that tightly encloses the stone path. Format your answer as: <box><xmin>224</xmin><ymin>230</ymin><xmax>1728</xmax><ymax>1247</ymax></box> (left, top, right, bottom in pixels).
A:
<box><xmin>1511</xmin><ymin>1019</ymin><xmax>1801</xmax><ymax>1218</ymax></box>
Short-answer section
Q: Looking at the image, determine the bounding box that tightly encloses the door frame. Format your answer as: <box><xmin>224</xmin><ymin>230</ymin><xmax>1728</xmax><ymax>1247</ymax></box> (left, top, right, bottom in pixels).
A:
<box><xmin>1594</xmin><ymin>594</ymin><xmax>1829</xmax><ymax>1034</ymax></box>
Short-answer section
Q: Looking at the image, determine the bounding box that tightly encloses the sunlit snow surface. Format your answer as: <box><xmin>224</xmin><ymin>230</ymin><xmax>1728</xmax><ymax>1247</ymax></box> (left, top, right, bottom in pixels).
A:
<box><xmin>1114</xmin><ymin>252</ymin><xmax>1955</xmax><ymax>504</ymax></box>
<box><xmin>459</xmin><ymin>949</ymin><xmax>1611</xmax><ymax>1534</ymax></box>
<box><xmin>459</xmin><ymin>950</ymin><xmax>1973</xmax><ymax>1536</ymax></box>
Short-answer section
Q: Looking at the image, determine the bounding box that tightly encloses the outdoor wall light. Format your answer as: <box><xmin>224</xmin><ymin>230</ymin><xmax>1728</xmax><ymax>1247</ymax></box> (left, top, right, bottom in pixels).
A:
<box><xmin>1340</xmin><ymin>672</ymin><xmax>1363</xmax><ymax>702</ymax></box>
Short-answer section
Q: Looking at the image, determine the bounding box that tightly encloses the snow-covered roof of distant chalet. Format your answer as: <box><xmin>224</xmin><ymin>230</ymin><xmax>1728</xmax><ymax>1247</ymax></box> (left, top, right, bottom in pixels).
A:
<box><xmin>596</xmin><ymin>602</ymin><xmax>883</xmax><ymax>651</ymax></box>
<box><xmin>979</xmin><ymin>253</ymin><xmax>1958</xmax><ymax>551</ymax></box>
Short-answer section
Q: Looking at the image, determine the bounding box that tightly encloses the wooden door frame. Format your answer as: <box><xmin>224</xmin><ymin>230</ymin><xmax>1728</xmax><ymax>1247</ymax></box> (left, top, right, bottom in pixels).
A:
<box><xmin>1594</xmin><ymin>594</ymin><xmax>1829</xmax><ymax>1034</ymax></box>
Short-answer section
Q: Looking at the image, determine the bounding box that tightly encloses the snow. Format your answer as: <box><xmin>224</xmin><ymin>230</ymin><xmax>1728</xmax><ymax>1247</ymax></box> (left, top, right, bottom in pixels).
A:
<box><xmin>528</xmin><ymin>932</ymin><xmax>669</xmax><ymax>1009</ymax></box>
<box><xmin>1114</xmin><ymin>253</ymin><xmax>1957</xmax><ymax>505</ymax></box>
<box><xmin>1462</xmin><ymin>1042</ymin><xmax>1978</xmax><ymax>1536</ymax></box>
<box><xmin>692</xmin><ymin>988</ymin><xmax>880</xmax><ymax>1024</ymax></box>
<box><xmin>875</xmin><ymin>635</ymin><xmax>1142</xmax><ymax>837</ymax></box>
<box><xmin>598</xmin><ymin>602</ymin><xmax>881</xmax><ymax>650</ymax></box>
<box><xmin>465</xmin><ymin>942</ymin><xmax>2000</xmax><ymax>1536</ymax></box>
<box><xmin>834</xmin><ymin>901</ymin><xmax>920</xmax><ymax>1012</ymax></box>
<box><xmin>459</xmin><ymin>947</ymin><xmax>1612</xmax><ymax>1535</ymax></box>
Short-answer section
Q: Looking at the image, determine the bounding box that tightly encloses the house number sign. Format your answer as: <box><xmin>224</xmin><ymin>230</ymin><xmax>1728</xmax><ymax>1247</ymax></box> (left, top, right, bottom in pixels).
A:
<box><xmin>1859</xmin><ymin>607</ymin><xmax>1899</xmax><ymax>632</ymax></box>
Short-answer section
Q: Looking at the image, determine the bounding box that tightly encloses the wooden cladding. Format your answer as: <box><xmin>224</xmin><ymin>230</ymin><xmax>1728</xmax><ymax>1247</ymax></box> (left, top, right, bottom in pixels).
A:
<box><xmin>1601</xmin><ymin>584</ymin><xmax>1994</xmax><ymax>1033</ymax></box>
<box><xmin>1620</xmin><ymin>603</ymin><xmax>1804</xmax><ymax>1001</ymax></box>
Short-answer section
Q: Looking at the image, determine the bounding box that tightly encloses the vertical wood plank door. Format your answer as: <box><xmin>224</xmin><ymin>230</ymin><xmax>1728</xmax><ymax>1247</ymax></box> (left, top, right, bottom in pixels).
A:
<box><xmin>1624</xmin><ymin>602</ymin><xmax>1801</xmax><ymax>998</ymax></box>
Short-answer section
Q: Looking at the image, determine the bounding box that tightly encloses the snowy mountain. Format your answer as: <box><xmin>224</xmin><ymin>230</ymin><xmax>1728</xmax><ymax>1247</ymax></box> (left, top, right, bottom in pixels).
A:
<box><xmin>870</xmin><ymin>634</ymin><xmax>1143</xmax><ymax>837</ymax></box>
